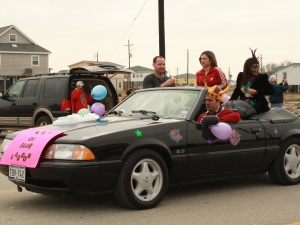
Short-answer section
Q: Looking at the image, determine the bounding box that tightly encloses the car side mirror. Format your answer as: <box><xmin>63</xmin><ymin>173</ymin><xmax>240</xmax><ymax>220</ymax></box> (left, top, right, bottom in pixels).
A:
<box><xmin>196</xmin><ymin>115</ymin><xmax>219</xmax><ymax>130</ymax></box>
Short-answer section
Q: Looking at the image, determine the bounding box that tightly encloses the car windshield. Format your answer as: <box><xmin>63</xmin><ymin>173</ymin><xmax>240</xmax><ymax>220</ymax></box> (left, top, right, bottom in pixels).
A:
<box><xmin>111</xmin><ymin>89</ymin><xmax>200</xmax><ymax>119</ymax></box>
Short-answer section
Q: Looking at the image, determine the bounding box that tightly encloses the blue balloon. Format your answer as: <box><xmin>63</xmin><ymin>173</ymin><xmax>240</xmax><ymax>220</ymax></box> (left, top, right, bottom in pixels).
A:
<box><xmin>91</xmin><ymin>85</ymin><xmax>107</xmax><ymax>100</ymax></box>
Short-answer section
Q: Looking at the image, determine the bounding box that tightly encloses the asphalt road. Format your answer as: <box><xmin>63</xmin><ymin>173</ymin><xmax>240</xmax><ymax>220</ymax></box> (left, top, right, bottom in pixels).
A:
<box><xmin>1</xmin><ymin>136</ymin><xmax>300</xmax><ymax>225</ymax></box>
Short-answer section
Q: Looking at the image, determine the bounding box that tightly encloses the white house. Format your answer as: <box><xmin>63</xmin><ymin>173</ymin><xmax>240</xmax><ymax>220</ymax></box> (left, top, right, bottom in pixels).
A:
<box><xmin>129</xmin><ymin>65</ymin><xmax>154</xmax><ymax>89</ymax></box>
<box><xmin>272</xmin><ymin>63</ymin><xmax>300</xmax><ymax>93</ymax></box>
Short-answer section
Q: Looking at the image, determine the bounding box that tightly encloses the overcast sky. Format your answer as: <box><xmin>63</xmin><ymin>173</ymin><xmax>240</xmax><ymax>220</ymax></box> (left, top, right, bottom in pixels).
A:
<box><xmin>1</xmin><ymin>0</ymin><xmax>300</xmax><ymax>80</ymax></box>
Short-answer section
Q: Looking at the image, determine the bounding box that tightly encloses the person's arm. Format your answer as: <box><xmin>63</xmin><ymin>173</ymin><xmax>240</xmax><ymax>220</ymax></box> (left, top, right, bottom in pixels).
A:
<box><xmin>86</xmin><ymin>93</ymin><xmax>93</xmax><ymax>104</ymax></box>
<box><xmin>215</xmin><ymin>67</ymin><xmax>228</xmax><ymax>89</ymax></box>
<box><xmin>143</xmin><ymin>75</ymin><xmax>155</xmax><ymax>89</ymax></box>
<box><xmin>219</xmin><ymin>110</ymin><xmax>241</xmax><ymax>123</ymax></box>
<box><xmin>230</xmin><ymin>72</ymin><xmax>243</xmax><ymax>100</ymax></box>
<box><xmin>279</xmin><ymin>82</ymin><xmax>288</xmax><ymax>92</ymax></box>
<box><xmin>161</xmin><ymin>77</ymin><xmax>175</xmax><ymax>87</ymax></box>
<box><xmin>255</xmin><ymin>74</ymin><xmax>274</xmax><ymax>96</ymax></box>
<box><xmin>71</xmin><ymin>87</ymin><xmax>83</xmax><ymax>99</ymax></box>
<box><xmin>197</xmin><ymin>112</ymin><xmax>206</xmax><ymax>122</ymax></box>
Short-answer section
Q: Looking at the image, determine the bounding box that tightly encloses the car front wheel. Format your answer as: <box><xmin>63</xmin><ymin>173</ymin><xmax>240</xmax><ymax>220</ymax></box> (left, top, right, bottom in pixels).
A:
<box><xmin>269</xmin><ymin>138</ymin><xmax>300</xmax><ymax>185</ymax></box>
<box><xmin>113</xmin><ymin>149</ymin><xmax>169</xmax><ymax>209</ymax></box>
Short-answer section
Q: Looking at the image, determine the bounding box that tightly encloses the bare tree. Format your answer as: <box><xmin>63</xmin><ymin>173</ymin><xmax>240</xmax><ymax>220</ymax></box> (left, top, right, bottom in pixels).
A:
<box><xmin>279</xmin><ymin>60</ymin><xmax>292</xmax><ymax>66</ymax></box>
<box><xmin>262</xmin><ymin>60</ymin><xmax>293</xmax><ymax>75</ymax></box>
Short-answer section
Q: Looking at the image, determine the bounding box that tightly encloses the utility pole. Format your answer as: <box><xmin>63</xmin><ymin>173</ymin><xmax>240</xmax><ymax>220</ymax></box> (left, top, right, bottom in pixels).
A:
<box><xmin>94</xmin><ymin>52</ymin><xmax>99</xmax><ymax>62</ymax></box>
<box><xmin>158</xmin><ymin>0</ymin><xmax>165</xmax><ymax>58</ymax></box>
<box><xmin>228</xmin><ymin>67</ymin><xmax>232</xmax><ymax>80</ymax></box>
<box><xmin>124</xmin><ymin>40</ymin><xmax>133</xmax><ymax>88</ymax></box>
<box><xmin>260</xmin><ymin>54</ymin><xmax>263</xmax><ymax>72</ymax></box>
<box><xmin>124</xmin><ymin>40</ymin><xmax>133</xmax><ymax>68</ymax></box>
<box><xmin>176</xmin><ymin>67</ymin><xmax>179</xmax><ymax>86</ymax></box>
<box><xmin>186</xmin><ymin>49</ymin><xmax>189</xmax><ymax>85</ymax></box>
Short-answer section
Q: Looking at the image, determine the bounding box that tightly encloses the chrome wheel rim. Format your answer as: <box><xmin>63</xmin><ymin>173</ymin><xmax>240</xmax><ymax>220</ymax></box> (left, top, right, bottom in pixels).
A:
<box><xmin>131</xmin><ymin>158</ymin><xmax>163</xmax><ymax>202</ymax></box>
<box><xmin>284</xmin><ymin>144</ymin><xmax>300</xmax><ymax>179</ymax></box>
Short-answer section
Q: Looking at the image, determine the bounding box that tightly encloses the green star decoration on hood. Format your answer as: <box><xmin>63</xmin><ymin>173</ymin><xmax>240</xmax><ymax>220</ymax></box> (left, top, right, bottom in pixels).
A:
<box><xmin>135</xmin><ymin>129</ymin><xmax>142</xmax><ymax>137</ymax></box>
<box><xmin>188</xmin><ymin>92</ymin><xmax>195</xmax><ymax>97</ymax></box>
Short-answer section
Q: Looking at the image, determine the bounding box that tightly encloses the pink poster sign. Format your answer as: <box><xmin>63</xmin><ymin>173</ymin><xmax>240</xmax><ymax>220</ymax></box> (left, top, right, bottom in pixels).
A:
<box><xmin>0</xmin><ymin>128</ymin><xmax>65</xmax><ymax>168</ymax></box>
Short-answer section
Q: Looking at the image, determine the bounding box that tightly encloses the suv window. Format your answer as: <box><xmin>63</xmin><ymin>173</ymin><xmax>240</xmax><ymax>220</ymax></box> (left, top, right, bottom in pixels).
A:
<box><xmin>44</xmin><ymin>78</ymin><xmax>68</xmax><ymax>98</ymax></box>
<box><xmin>7</xmin><ymin>80</ymin><xmax>26</xmax><ymax>98</ymax></box>
<box><xmin>23</xmin><ymin>79</ymin><xmax>39</xmax><ymax>98</ymax></box>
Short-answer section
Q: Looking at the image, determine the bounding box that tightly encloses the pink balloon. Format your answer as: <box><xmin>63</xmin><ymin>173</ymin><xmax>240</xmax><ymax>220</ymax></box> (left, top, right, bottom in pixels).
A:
<box><xmin>210</xmin><ymin>122</ymin><xmax>232</xmax><ymax>140</ymax></box>
<box><xmin>91</xmin><ymin>103</ymin><xmax>105</xmax><ymax>117</ymax></box>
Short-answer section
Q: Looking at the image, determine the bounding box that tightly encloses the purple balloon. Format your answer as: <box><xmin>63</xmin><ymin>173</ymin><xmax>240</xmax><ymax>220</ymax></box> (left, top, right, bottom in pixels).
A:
<box><xmin>210</xmin><ymin>122</ymin><xmax>232</xmax><ymax>140</ymax></box>
<box><xmin>91</xmin><ymin>103</ymin><xmax>105</xmax><ymax>117</ymax></box>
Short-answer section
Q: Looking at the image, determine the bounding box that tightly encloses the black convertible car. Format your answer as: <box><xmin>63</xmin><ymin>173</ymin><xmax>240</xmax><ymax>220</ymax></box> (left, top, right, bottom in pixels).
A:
<box><xmin>1</xmin><ymin>87</ymin><xmax>300</xmax><ymax>209</ymax></box>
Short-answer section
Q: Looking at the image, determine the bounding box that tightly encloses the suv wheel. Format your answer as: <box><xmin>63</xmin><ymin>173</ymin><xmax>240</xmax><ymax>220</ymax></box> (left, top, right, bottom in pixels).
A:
<box><xmin>36</xmin><ymin>115</ymin><xmax>52</xmax><ymax>127</ymax></box>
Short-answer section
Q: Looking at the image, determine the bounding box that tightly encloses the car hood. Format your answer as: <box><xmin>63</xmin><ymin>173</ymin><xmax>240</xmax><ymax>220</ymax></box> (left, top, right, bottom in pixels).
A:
<box><xmin>5</xmin><ymin>116</ymin><xmax>183</xmax><ymax>143</ymax></box>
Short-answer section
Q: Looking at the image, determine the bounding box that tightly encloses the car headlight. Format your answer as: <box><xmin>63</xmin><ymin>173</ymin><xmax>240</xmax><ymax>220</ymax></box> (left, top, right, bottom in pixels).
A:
<box><xmin>0</xmin><ymin>139</ymin><xmax>12</xmax><ymax>159</ymax></box>
<box><xmin>43</xmin><ymin>144</ymin><xmax>95</xmax><ymax>160</ymax></box>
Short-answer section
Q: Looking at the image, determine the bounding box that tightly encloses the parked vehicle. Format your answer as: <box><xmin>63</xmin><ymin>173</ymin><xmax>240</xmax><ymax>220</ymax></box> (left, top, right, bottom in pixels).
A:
<box><xmin>0</xmin><ymin>65</ymin><xmax>133</xmax><ymax>131</ymax></box>
<box><xmin>1</xmin><ymin>86</ymin><xmax>300</xmax><ymax>210</ymax></box>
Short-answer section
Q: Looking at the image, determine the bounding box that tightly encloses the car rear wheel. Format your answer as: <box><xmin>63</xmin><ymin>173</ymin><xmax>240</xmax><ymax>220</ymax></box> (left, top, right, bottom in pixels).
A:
<box><xmin>113</xmin><ymin>149</ymin><xmax>169</xmax><ymax>209</ymax></box>
<box><xmin>268</xmin><ymin>138</ymin><xmax>300</xmax><ymax>185</ymax></box>
<box><xmin>36</xmin><ymin>115</ymin><xmax>52</xmax><ymax>127</ymax></box>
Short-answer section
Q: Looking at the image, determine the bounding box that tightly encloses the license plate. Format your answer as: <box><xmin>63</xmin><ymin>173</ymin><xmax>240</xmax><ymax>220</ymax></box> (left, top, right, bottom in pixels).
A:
<box><xmin>9</xmin><ymin>165</ymin><xmax>26</xmax><ymax>182</ymax></box>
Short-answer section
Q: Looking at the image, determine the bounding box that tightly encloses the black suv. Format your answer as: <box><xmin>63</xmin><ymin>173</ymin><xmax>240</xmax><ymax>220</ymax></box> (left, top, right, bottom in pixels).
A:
<box><xmin>0</xmin><ymin>65</ymin><xmax>133</xmax><ymax>131</ymax></box>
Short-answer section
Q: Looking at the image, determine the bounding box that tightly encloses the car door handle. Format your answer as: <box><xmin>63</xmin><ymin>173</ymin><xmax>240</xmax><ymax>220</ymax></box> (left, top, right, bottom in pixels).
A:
<box><xmin>251</xmin><ymin>127</ymin><xmax>262</xmax><ymax>139</ymax></box>
<box><xmin>251</xmin><ymin>128</ymin><xmax>261</xmax><ymax>134</ymax></box>
<box><xmin>33</xmin><ymin>102</ymin><xmax>37</xmax><ymax>105</ymax></box>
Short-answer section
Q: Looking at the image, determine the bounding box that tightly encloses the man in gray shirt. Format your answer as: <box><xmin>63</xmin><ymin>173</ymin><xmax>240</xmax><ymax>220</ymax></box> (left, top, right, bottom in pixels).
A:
<box><xmin>143</xmin><ymin>56</ymin><xmax>175</xmax><ymax>88</ymax></box>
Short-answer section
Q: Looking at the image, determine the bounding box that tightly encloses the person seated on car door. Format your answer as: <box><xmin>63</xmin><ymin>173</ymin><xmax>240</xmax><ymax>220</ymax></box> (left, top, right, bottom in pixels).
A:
<box><xmin>197</xmin><ymin>85</ymin><xmax>240</xmax><ymax>123</ymax></box>
<box><xmin>71</xmin><ymin>81</ymin><xmax>92</xmax><ymax>113</ymax></box>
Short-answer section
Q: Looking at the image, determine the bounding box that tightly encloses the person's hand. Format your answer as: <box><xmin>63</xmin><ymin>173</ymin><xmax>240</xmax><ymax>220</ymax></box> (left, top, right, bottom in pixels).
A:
<box><xmin>247</xmin><ymin>88</ymin><xmax>257</xmax><ymax>96</ymax></box>
<box><xmin>162</xmin><ymin>79</ymin><xmax>175</xmax><ymax>87</ymax></box>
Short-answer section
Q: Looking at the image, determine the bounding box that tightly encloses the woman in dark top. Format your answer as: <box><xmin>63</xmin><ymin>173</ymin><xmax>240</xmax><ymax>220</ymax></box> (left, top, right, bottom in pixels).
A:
<box><xmin>230</xmin><ymin>49</ymin><xmax>274</xmax><ymax>113</ymax></box>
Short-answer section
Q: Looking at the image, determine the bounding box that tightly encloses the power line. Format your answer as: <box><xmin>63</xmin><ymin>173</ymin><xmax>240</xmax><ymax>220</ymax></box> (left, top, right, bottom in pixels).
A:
<box><xmin>108</xmin><ymin>0</ymin><xmax>149</xmax><ymax>60</ymax></box>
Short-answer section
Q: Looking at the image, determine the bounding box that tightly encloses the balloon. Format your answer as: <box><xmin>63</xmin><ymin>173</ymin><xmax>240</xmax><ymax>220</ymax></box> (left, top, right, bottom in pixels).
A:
<box><xmin>91</xmin><ymin>85</ymin><xmax>107</xmax><ymax>100</ymax></box>
<box><xmin>91</xmin><ymin>103</ymin><xmax>105</xmax><ymax>117</ymax></box>
<box><xmin>210</xmin><ymin>122</ymin><xmax>232</xmax><ymax>140</ymax></box>
<box><xmin>78</xmin><ymin>108</ymin><xmax>90</xmax><ymax>116</ymax></box>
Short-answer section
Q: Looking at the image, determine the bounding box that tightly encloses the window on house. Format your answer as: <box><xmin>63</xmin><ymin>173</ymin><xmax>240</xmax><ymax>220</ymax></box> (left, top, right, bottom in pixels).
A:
<box><xmin>118</xmin><ymin>82</ymin><xmax>121</xmax><ymax>88</ymax></box>
<box><xmin>140</xmin><ymin>74</ymin><xmax>143</xmax><ymax>78</ymax></box>
<box><xmin>32</xmin><ymin>55</ymin><xmax>39</xmax><ymax>66</ymax></box>
<box><xmin>283</xmin><ymin>72</ymin><xmax>287</xmax><ymax>79</ymax></box>
<box><xmin>133</xmin><ymin>73</ymin><xmax>136</xmax><ymax>78</ymax></box>
<box><xmin>9</xmin><ymin>34</ymin><xmax>17</xmax><ymax>42</ymax></box>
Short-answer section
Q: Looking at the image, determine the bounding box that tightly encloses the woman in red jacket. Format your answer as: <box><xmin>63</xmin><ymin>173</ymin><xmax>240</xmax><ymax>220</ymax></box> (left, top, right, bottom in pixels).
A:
<box><xmin>71</xmin><ymin>81</ymin><xmax>92</xmax><ymax>113</ymax></box>
<box><xmin>196</xmin><ymin>50</ymin><xmax>228</xmax><ymax>90</ymax></box>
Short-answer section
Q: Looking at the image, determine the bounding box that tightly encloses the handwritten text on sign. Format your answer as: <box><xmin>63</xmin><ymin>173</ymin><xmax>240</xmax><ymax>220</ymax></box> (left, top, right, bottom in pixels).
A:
<box><xmin>0</xmin><ymin>128</ymin><xmax>65</xmax><ymax>168</ymax></box>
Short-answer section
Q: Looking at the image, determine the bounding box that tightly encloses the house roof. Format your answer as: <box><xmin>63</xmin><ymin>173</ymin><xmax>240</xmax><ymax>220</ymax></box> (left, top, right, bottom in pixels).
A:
<box><xmin>0</xmin><ymin>43</ymin><xmax>51</xmax><ymax>54</ymax></box>
<box><xmin>271</xmin><ymin>63</ymin><xmax>300</xmax><ymax>73</ymax></box>
<box><xmin>129</xmin><ymin>65</ymin><xmax>154</xmax><ymax>73</ymax></box>
<box><xmin>0</xmin><ymin>25</ymin><xmax>37</xmax><ymax>45</ymax></box>
<box><xmin>68</xmin><ymin>60</ymin><xmax>124</xmax><ymax>68</ymax></box>
<box><xmin>176</xmin><ymin>73</ymin><xmax>196</xmax><ymax>78</ymax></box>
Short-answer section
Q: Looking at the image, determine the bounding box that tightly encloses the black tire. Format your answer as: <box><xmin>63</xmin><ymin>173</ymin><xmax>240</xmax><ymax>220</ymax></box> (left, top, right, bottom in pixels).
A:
<box><xmin>36</xmin><ymin>115</ymin><xmax>52</xmax><ymax>127</ymax></box>
<box><xmin>113</xmin><ymin>149</ymin><xmax>169</xmax><ymax>210</ymax></box>
<box><xmin>268</xmin><ymin>138</ymin><xmax>300</xmax><ymax>185</ymax></box>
